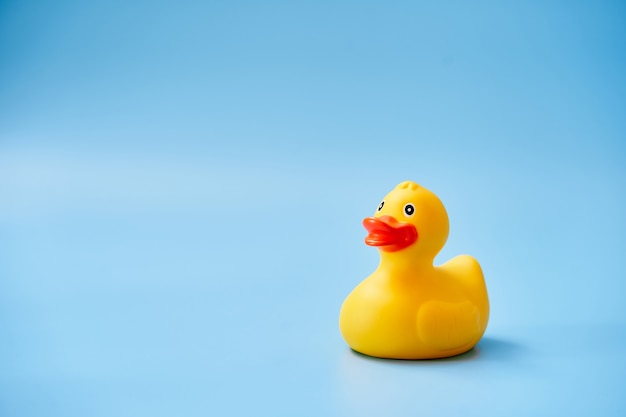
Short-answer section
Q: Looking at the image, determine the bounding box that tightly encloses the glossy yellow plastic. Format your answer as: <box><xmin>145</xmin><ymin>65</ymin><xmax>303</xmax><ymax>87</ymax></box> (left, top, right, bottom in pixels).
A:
<box><xmin>339</xmin><ymin>181</ymin><xmax>489</xmax><ymax>359</ymax></box>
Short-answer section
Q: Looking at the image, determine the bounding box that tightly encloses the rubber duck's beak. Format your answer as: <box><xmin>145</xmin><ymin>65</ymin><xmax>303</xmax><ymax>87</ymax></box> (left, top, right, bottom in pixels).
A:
<box><xmin>362</xmin><ymin>215</ymin><xmax>418</xmax><ymax>252</ymax></box>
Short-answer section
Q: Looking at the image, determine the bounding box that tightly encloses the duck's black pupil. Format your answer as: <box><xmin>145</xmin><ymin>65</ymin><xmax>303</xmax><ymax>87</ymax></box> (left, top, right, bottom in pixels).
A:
<box><xmin>405</xmin><ymin>205</ymin><xmax>414</xmax><ymax>215</ymax></box>
<box><xmin>378</xmin><ymin>201</ymin><xmax>384</xmax><ymax>211</ymax></box>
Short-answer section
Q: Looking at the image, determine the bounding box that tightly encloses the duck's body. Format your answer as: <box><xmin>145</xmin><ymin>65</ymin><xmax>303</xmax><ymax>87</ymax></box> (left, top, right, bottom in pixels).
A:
<box><xmin>339</xmin><ymin>181</ymin><xmax>489</xmax><ymax>359</ymax></box>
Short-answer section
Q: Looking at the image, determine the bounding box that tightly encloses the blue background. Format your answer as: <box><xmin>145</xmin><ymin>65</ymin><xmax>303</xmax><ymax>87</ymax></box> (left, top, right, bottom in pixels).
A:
<box><xmin>1</xmin><ymin>0</ymin><xmax>625</xmax><ymax>415</ymax></box>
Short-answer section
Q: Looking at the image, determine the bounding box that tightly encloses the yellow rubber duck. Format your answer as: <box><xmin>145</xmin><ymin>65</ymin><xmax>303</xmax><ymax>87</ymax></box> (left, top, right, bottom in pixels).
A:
<box><xmin>339</xmin><ymin>181</ymin><xmax>489</xmax><ymax>359</ymax></box>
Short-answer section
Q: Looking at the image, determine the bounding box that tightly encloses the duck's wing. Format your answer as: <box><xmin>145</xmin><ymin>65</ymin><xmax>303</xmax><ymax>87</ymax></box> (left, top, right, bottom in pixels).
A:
<box><xmin>416</xmin><ymin>300</ymin><xmax>481</xmax><ymax>350</ymax></box>
<box><xmin>417</xmin><ymin>255</ymin><xmax>489</xmax><ymax>350</ymax></box>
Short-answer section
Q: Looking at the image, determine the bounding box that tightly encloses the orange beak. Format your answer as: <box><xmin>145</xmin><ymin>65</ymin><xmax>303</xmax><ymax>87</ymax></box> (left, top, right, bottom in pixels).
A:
<box><xmin>362</xmin><ymin>215</ymin><xmax>418</xmax><ymax>252</ymax></box>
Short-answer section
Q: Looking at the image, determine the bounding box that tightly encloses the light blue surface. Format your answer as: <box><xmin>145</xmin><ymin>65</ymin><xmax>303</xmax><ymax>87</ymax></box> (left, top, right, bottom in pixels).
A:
<box><xmin>1</xmin><ymin>0</ymin><xmax>625</xmax><ymax>415</ymax></box>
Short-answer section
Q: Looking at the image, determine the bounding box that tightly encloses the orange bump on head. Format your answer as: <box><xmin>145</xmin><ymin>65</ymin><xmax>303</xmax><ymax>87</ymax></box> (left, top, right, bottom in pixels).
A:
<box><xmin>395</xmin><ymin>180</ymin><xmax>420</xmax><ymax>191</ymax></box>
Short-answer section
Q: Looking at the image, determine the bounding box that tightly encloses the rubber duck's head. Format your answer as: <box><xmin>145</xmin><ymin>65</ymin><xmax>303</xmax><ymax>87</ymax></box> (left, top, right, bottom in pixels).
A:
<box><xmin>363</xmin><ymin>181</ymin><xmax>449</xmax><ymax>258</ymax></box>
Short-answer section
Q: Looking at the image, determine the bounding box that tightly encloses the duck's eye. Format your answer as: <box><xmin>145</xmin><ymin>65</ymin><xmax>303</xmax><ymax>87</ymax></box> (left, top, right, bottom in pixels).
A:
<box><xmin>404</xmin><ymin>203</ymin><xmax>415</xmax><ymax>217</ymax></box>
<box><xmin>377</xmin><ymin>200</ymin><xmax>385</xmax><ymax>212</ymax></box>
